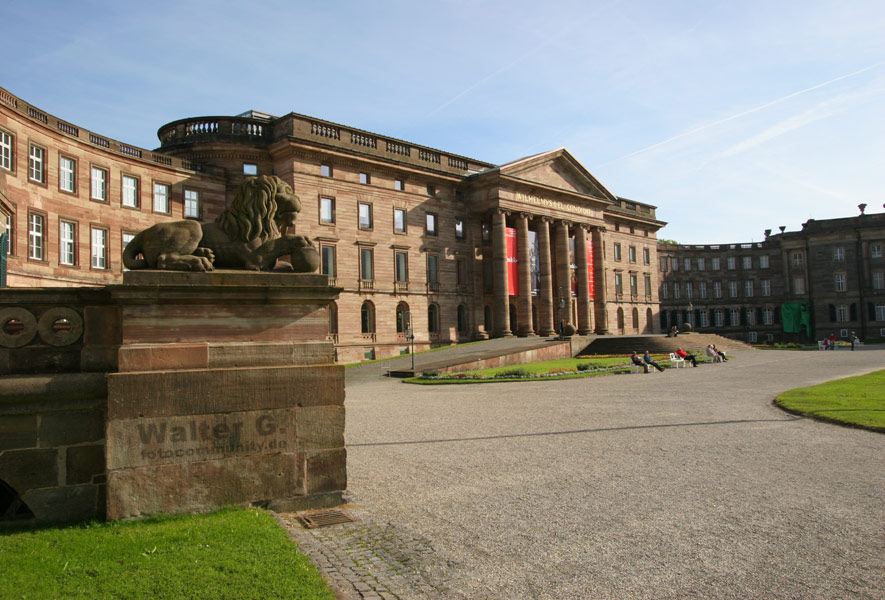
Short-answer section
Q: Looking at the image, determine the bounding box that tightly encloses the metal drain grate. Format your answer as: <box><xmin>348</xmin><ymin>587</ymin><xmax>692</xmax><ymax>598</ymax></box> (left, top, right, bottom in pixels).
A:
<box><xmin>297</xmin><ymin>509</ymin><xmax>355</xmax><ymax>529</ymax></box>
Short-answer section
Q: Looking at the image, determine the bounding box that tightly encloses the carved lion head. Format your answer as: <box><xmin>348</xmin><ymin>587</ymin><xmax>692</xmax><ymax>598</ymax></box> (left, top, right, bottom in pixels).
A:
<box><xmin>215</xmin><ymin>175</ymin><xmax>302</xmax><ymax>243</ymax></box>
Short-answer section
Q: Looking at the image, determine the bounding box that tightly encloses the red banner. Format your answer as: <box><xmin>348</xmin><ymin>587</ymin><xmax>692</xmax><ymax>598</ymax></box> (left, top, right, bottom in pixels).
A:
<box><xmin>506</xmin><ymin>227</ymin><xmax>518</xmax><ymax>296</ymax></box>
<box><xmin>586</xmin><ymin>239</ymin><xmax>595</xmax><ymax>299</ymax></box>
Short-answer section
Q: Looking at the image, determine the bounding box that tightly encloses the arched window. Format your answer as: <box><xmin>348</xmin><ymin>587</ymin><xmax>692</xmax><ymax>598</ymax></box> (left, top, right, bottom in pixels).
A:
<box><xmin>457</xmin><ymin>304</ymin><xmax>468</xmax><ymax>332</ymax></box>
<box><xmin>645</xmin><ymin>308</ymin><xmax>653</xmax><ymax>333</ymax></box>
<box><xmin>616</xmin><ymin>307</ymin><xmax>625</xmax><ymax>331</ymax></box>
<box><xmin>428</xmin><ymin>303</ymin><xmax>440</xmax><ymax>333</ymax></box>
<box><xmin>631</xmin><ymin>307</ymin><xmax>639</xmax><ymax>330</ymax></box>
<box><xmin>361</xmin><ymin>301</ymin><xmax>375</xmax><ymax>334</ymax></box>
<box><xmin>396</xmin><ymin>302</ymin><xmax>409</xmax><ymax>333</ymax></box>
<box><xmin>484</xmin><ymin>305</ymin><xmax>492</xmax><ymax>333</ymax></box>
<box><xmin>328</xmin><ymin>301</ymin><xmax>338</xmax><ymax>335</ymax></box>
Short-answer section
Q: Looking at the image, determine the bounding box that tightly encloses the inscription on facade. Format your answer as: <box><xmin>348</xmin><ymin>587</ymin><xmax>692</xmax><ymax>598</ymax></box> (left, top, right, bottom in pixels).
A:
<box><xmin>514</xmin><ymin>192</ymin><xmax>595</xmax><ymax>217</ymax></box>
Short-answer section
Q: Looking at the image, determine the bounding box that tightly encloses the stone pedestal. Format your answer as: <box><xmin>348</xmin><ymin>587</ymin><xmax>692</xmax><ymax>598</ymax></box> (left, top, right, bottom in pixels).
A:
<box><xmin>105</xmin><ymin>271</ymin><xmax>344</xmax><ymax>520</ymax></box>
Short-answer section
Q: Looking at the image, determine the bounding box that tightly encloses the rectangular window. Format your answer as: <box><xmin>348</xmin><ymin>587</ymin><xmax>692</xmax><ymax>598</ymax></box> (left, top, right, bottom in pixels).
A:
<box><xmin>321</xmin><ymin>164</ymin><xmax>332</xmax><ymax>177</ymax></box>
<box><xmin>358</xmin><ymin>202</ymin><xmax>373</xmax><ymax>230</ymax></box>
<box><xmin>711</xmin><ymin>257</ymin><xmax>720</xmax><ymax>270</ymax></box>
<box><xmin>29</xmin><ymin>145</ymin><xmax>44</xmax><ymax>182</ymax></box>
<box><xmin>763</xmin><ymin>308</ymin><xmax>773</xmax><ymax>325</ymax></box>
<box><xmin>836</xmin><ymin>304</ymin><xmax>848</xmax><ymax>322</ymax></box>
<box><xmin>60</xmin><ymin>220</ymin><xmax>76</xmax><ymax>265</ymax></box>
<box><xmin>482</xmin><ymin>223</ymin><xmax>491</xmax><ymax>242</ymax></box>
<box><xmin>359</xmin><ymin>248</ymin><xmax>373</xmax><ymax>280</ymax></box>
<box><xmin>742</xmin><ymin>256</ymin><xmax>752</xmax><ymax>269</ymax></box>
<box><xmin>873</xmin><ymin>271</ymin><xmax>884</xmax><ymax>290</ymax></box>
<box><xmin>685</xmin><ymin>281</ymin><xmax>693</xmax><ymax>298</ymax></box>
<box><xmin>426</xmin><ymin>184</ymin><xmax>436</xmax><ymax>196</ymax></box>
<box><xmin>321</xmin><ymin>245</ymin><xmax>336</xmax><ymax>277</ymax></box>
<box><xmin>746</xmin><ymin>309</ymin><xmax>756</xmax><ymax>326</ymax></box>
<box><xmin>629</xmin><ymin>246</ymin><xmax>636</xmax><ymax>262</ymax></box>
<box><xmin>762</xmin><ymin>279</ymin><xmax>771</xmax><ymax>296</ymax></box>
<box><xmin>714</xmin><ymin>310</ymin><xmax>724</xmax><ymax>327</ymax></box>
<box><xmin>613</xmin><ymin>243</ymin><xmax>621</xmax><ymax>261</ymax></box>
<box><xmin>729</xmin><ymin>281</ymin><xmax>738</xmax><ymax>297</ymax></box>
<box><xmin>59</xmin><ymin>156</ymin><xmax>75</xmax><ymax>192</ymax></box>
<box><xmin>713</xmin><ymin>281</ymin><xmax>722</xmax><ymax>299</ymax></box>
<box><xmin>393</xmin><ymin>208</ymin><xmax>406</xmax><ymax>233</ymax></box>
<box><xmin>243</xmin><ymin>163</ymin><xmax>257</xmax><ymax>175</ymax></box>
<box><xmin>359</xmin><ymin>172</ymin><xmax>370</xmax><ymax>185</ymax></box>
<box><xmin>427</xmin><ymin>254</ymin><xmax>439</xmax><ymax>284</ymax></box>
<box><xmin>730</xmin><ymin>308</ymin><xmax>740</xmax><ymax>326</ymax></box>
<box><xmin>643</xmin><ymin>248</ymin><xmax>650</xmax><ymax>264</ymax></box>
<box><xmin>153</xmin><ymin>183</ymin><xmax>170</xmax><ymax>213</ymax></box>
<box><xmin>615</xmin><ymin>273</ymin><xmax>623</xmax><ymax>294</ymax></box>
<box><xmin>91</xmin><ymin>227</ymin><xmax>107</xmax><ymax>269</ymax></box>
<box><xmin>122</xmin><ymin>232</ymin><xmax>135</xmax><ymax>269</ymax></box>
<box><xmin>670</xmin><ymin>256</ymin><xmax>677</xmax><ymax>271</ymax></box>
<box><xmin>791</xmin><ymin>252</ymin><xmax>804</xmax><ymax>266</ymax></box>
<box><xmin>426</xmin><ymin>213</ymin><xmax>437</xmax><ymax>236</ymax></box>
<box><xmin>394</xmin><ymin>178</ymin><xmax>404</xmax><ymax>191</ymax></box>
<box><xmin>320</xmin><ymin>197</ymin><xmax>335</xmax><ymax>224</ymax></box>
<box><xmin>683</xmin><ymin>257</ymin><xmax>691</xmax><ymax>271</ymax></box>
<box><xmin>91</xmin><ymin>167</ymin><xmax>107</xmax><ymax>201</ymax></box>
<box><xmin>672</xmin><ymin>281</ymin><xmax>680</xmax><ymax>299</ymax></box>
<box><xmin>833</xmin><ymin>247</ymin><xmax>844</xmax><ymax>261</ymax></box>
<box><xmin>727</xmin><ymin>256</ymin><xmax>736</xmax><ymax>270</ymax></box>
<box><xmin>122</xmin><ymin>175</ymin><xmax>139</xmax><ymax>208</ymax></box>
<box><xmin>455</xmin><ymin>219</ymin><xmax>465</xmax><ymax>240</ymax></box>
<box><xmin>644</xmin><ymin>275</ymin><xmax>651</xmax><ymax>297</ymax></box>
<box><xmin>871</xmin><ymin>244</ymin><xmax>882</xmax><ymax>259</ymax></box>
<box><xmin>630</xmin><ymin>274</ymin><xmax>637</xmax><ymax>296</ymax></box>
<box><xmin>699</xmin><ymin>281</ymin><xmax>707</xmax><ymax>298</ymax></box>
<box><xmin>747</xmin><ymin>331</ymin><xmax>757</xmax><ymax>343</ymax></box>
<box><xmin>184</xmin><ymin>189</ymin><xmax>200</xmax><ymax>218</ymax></box>
<box><xmin>697</xmin><ymin>257</ymin><xmax>705</xmax><ymax>271</ymax></box>
<box><xmin>745</xmin><ymin>280</ymin><xmax>754</xmax><ymax>297</ymax></box>
<box><xmin>660</xmin><ymin>283</ymin><xmax>668</xmax><ymax>299</ymax></box>
<box><xmin>0</xmin><ymin>130</ymin><xmax>12</xmax><ymax>171</ymax></box>
<box><xmin>699</xmin><ymin>311</ymin><xmax>708</xmax><ymax>327</ymax></box>
<box><xmin>28</xmin><ymin>213</ymin><xmax>44</xmax><ymax>260</ymax></box>
<box><xmin>457</xmin><ymin>258</ymin><xmax>467</xmax><ymax>285</ymax></box>
<box><xmin>660</xmin><ymin>257</ymin><xmax>668</xmax><ymax>272</ymax></box>
<box><xmin>395</xmin><ymin>251</ymin><xmax>408</xmax><ymax>282</ymax></box>
<box><xmin>793</xmin><ymin>277</ymin><xmax>806</xmax><ymax>294</ymax></box>
<box><xmin>759</xmin><ymin>255</ymin><xmax>769</xmax><ymax>268</ymax></box>
<box><xmin>876</xmin><ymin>303</ymin><xmax>885</xmax><ymax>321</ymax></box>
<box><xmin>4</xmin><ymin>212</ymin><xmax>12</xmax><ymax>255</ymax></box>
<box><xmin>834</xmin><ymin>272</ymin><xmax>846</xmax><ymax>292</ymax></box>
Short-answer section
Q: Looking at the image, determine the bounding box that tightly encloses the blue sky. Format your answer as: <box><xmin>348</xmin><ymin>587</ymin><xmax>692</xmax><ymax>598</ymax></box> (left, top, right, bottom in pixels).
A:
<box><xmin>4</xmin><ymin>0</ymin><xmax>884</xmax><ymax>243</ymax></box>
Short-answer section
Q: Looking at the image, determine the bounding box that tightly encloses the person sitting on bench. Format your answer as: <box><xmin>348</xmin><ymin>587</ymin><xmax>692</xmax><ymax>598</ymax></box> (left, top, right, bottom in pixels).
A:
<box><xmin>643</xmin><ymin>350</ymin><xmax>665</xmax><ymax>372</ymax></box>
<box><xmin>675</xmin><ymin>347</ymin><xmax>698</xmax><ymax>367</ymax></box>
<box><xmin>630</xmin><ymin>351</ymin><xmax>649</xmax><ymax>373</ymax></box>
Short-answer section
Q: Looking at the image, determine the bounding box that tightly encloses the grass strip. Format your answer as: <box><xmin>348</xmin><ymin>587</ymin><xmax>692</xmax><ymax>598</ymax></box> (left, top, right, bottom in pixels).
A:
<box><xmin>0</xmin><ymin>507</ymin><xmax>335</xmax><ymax>600</ymax></box>
<box><xmin>775</xmin><ymin>369</ymin><xmax>885</xmax><ymax>431</ymax></box>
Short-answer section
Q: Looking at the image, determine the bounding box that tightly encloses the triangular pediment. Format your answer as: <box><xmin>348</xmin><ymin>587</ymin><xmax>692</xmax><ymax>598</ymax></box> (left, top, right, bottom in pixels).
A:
<box><xmin>498</xmin><ymin>148</ymin><xmax>617</xmax><ymax>202</ymax></box>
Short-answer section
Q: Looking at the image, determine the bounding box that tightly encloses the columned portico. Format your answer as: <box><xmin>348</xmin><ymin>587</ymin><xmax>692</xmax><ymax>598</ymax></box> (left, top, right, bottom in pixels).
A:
<box><xmin>575</xmin><ymin>224</ymin><xmax>593</xmax><ymax>335</ymax></box>
<box><xmin>492</xmin><ymin>208</ymin><xmax>513</xmax><ymax>337</ymax></box>
<box><xmin>591</xmin><ymin>226</ymin><xmax>609</xmax><ymax>334</ymax></box>
<box><xmin>536</xmin><ymin>217</ymin><xmax>556</xmax><ymax>336</ymax></box>
<box><xmin>516</xmin><ymin>212</ymin><xmax>536</xmax><ymax>336</ymax></box>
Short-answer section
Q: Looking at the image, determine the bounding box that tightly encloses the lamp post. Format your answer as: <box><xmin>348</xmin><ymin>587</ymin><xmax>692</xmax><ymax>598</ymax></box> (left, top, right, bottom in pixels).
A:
<box><xmin>404</xmin><ymin>311</ymin><xmax>415</xmax><ymax>370</ymax></box>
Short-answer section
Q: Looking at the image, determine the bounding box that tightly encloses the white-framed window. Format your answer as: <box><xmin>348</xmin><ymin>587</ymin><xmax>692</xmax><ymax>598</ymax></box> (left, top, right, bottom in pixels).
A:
<box><xmin>3</xmin><ymin>212</ymin><xmax>12</xmax><ymax>256</ymax></box>
<box><xmin>685</xmin><ymin>281</ymin><xmax>693</xmax><ymax>298</ymax></box>
<box><xmin>0</xmin><ymin>130</ymin><xmax>12</xmax><ymax>171</ymax></box>
<box><xmin>699</xmin><ymin>281</ymin><xmax>707</xmax><ymax>298</ymax></box>
<box><xmin>742</xmin><ymin>256</ymin><xmax>752</xmax><ymax>269</ymax></box>
<box><xmin>727</xmin><ymin>256</ymin><xmax>736</xmax><ymax>270</ymax></box>
<box><xmin>660</xmin><ymin>283</ymin><xmax>668</xmax><ymax>299</ymax></box>
<box><xmin>358</xmin><ymin>202</ymin><xmax>372</xmax><ymax>230</ymax></box>
<box><xmin>60</xmin><ymin>220</ymin><xmax>76</xmax><ymax>265</ymax></box>
<box><xmin>746</xmin><ymin>309</ymin><xmax>755</xmax><ymax>326</ymax></box>
<box><xmin>91</xmin><ymin>167</ymin><xmax>107</xmax><ymax>201</ymax></box>
<box><xmin>835</xmin><ymin>304</ymin><xmax>848</xmax><ymax>322</ymax></box>
<box><xmin>59</xmin><ymin>156</ymin><xmax>75</xmax><ymax>192</ymax></box>
<box><xmin>876</xmin><ymin>303</ymin><xmax>885</xmax><ymax>321</ymax></box>
<box><xmin>713</xmin><ymin>281</ymin><xmax>722</xmax><ymax>299</ymax></box>
<box><xmin>615</xmin><ymin>273</ymin><xmax>623</xmax><ymax>295</ymax></box>
<box><xmin>28</xmin><ymin>213</ymin><xmax>44</xmax><ymax>260</ymax></box>
<box><xmin>871</xmin><ymin>244</ymin><xmax>882</xmax><ymax>259</ymax></box>
<box><xmin>91</xmin><ymin>227</ymin><xmax>107</xmax><ymax>269</ymax></box>
<box><xmin>873</xmin><ymin>271</ymin><xmax>884</xmax><ymax>290</ymax></box>
<box><xmin>320</xmin><ymin>244</ymin><xmax>336</xmax><ymax>277</ymax></box>
<box><xmin>455</xmin><ymin>218</ymin><xmax>465</xmax><ymax>240</ymax></box>
<box><xmin>747</xmin><ymin>331</ymin><xmax>757</xmax><ymax>343</ymax></box>
<box><xmin>630</xmin><ymin>274</ymin><xmax>638</xmax><ymax>296</ymax></box>
<box><xmin>714</xmin><ymin>309</ymin><xmax>724</xmax><ymax>327</ymax></box>
<box><xmin>395</xmin><ymin>250</ymin><xmax>408</xmax><ymax>283</ymax></box>
<box><xmin>683</xmin><ymin>257</ymin><xmax>691</xmax><ymax>271</ymax></box>
<box><xmin>697</xmin><ymin>257</ymin><xmax>705</xmax><ymax>271</ymax></box>
<box><xmin>793</xmin><ymin>277</ymin><xmax>806</xmax><ymax>294</ymax></box>
<box><xmin>762</xmin><ymin>279</ymin><xmax>771</xmax><ymax>296</ymax></box>
<box><xmin>699</xmin><ymin>311</ymin><xmax>708</xmax><ymax>327</ymax></box>
<box><xmin>672</xmin><ymin>281</ymin><xmax>679</xmax><ymax>299</ymax></box>
<box><xmin>834</xmin><ymin>272</ymin><xmax>846</xmax><ymax>292</ymax></box>
<box><xmin>729</xmin><ymin>281</ymin><xmax>738</xmax><ymax>298</ymax></box>
<box><xmin>184</xmin><ymin>189</ymin><xmax>200</xmax><ymax>218</ymax></box>
<box><xmin>730</xmin><ymin>308</ymin><xmax>740</xmax><ymax>326</ymax></box>
<box><xmin>763</xmin><ymin>308</ymin><xmax>774</xmax><ymax>325</ymax></box>
<box><xmin>321</xmin><ymin>164</ymin><xmax>332</xmax><ymax>177</ymax></box>
<box><xmin>153</xmin><ymin>183</ymin><xmax>170</xmax><ymax>213</ymax></box>
<box><xmin>614</xmin><ymin>243</ymin><xmax>622</xmax><ymax>261</ymax></box>
<box><xmin>28</xmin><ymin>145</ymin><xmax>44</xmax><ymax>182</ymax></box>
<box><xmin>833</xmin><ymin>247</ymin><xmax>844</xmax><ymax>261</ymax></box>
<box><xmin>670</xmin><ymin>256</ymin><xmax>677</xmax><ymax>270</ymax></box>
<box><xmin>745</xmin><ymin>280</ymin><xmax>754</xmax><ymax>297</ymax></box>
<box><xmin>122</xmin><ymin>232</ymin><xmax>135</xmax><ymax>270</ymax></box>
<box><xmin>629</xmin><ymin>246</ymin><xmax>637</xmax><ymax>263</ymax></box>
<box><xmin>711</xmin><ymin>257</ymin><xmax>720</xmax><ymax>270</ymax></box>
<box><xmin>319</xmin><ymin>197</ymin><xmax>335</xmax><ymax>224</ymax></box>
<box><xmin>359</xmin><ymin>172</ymin><xmax>370</xmax><ymax>185</ymax></box>
<box><xmin>360</xmin><ymin>247</ymin><xmax>374</xmax><ymax>281</ymax></box>
<box><xmin>393</xmin><ymin>208</ymin><xmax>406</xmax><ymax>233</ymax></box>
<box><xmin>791</xmin><ymin>252</ymin><xmax>804</xmax><ymax>266</ymax></box>
<box><xmin>840</xmin><ymin>328</ymin><xmax>849</xmax><ymax>338</ymax></box>
<box><xmin>426</xmin><ymin>254</ymin><xmax>439</xmax><ymax>284</ymax></box>
<box><xmin>759</xmin><ymin>255</ymin><xmax>769</xmax><ymax>268</ymax></box>
<box><xmin>122</xmin><ymin>175</ymin><xmax>139</xmax><ymax>208</ymax></box>
<box><xmin>660</xmin><ymin>257</ymin><xmax>668</xmax><ymax>272</ymax></box>
<box><xmin>394</xmin><ymin>178</ymin><xmax>404</xmax><ymax>191</ymax></box>
<box><xmin>425</xmin><ymin>213</ymin><xmax>437</xmax><ymax>236</ymax></box>
<box><xmin>643</xmin><ymin>248</ymin><xmax>650</xmax><ymax>264</ymax></box>
<box><xmin>644</xmin><ymin>275</ymin><xmax>651</xmax><ymax>297</ymax></box>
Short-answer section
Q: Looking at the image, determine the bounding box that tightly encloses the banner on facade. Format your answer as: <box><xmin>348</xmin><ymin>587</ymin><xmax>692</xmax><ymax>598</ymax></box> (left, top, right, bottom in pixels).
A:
<box><xmin>506</xmin><ymin>227</ymin><xmax>518</xmax><ymax>296</ymax></box>
<box><xmin>586</xmin><ymin>239</ymin><xmax>595</xmax><ymax>299</ymax></box>
<box><xmin>568</xmin><ymin>238</ymin><xmax>576</xmax><ymax>295</ymax></box>
<box><xmin>529</xmin><ymin>230</ymin><xmax>539</xmax><ymax>296</ymax></box>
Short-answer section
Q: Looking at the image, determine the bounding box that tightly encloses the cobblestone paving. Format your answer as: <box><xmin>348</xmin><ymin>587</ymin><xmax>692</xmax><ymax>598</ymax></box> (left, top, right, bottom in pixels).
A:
<box><xmin>279</xmin><ymin>498</ymin><xmax>470</xmax><ymax>600</ymax></box>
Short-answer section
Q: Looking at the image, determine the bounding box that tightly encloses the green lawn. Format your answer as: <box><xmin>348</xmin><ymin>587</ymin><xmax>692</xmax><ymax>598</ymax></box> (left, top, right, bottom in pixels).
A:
<box><xmin>406</xmin><ymin>355</ymin><xmax>652</xmax><ymax>384</ymax></box>
<box><xmin>0</xmin><ymin>508</ymin><xmax>335</xmax><ymax>600</ymax></box>
<box><xmin>776</xmin><ymin>369</ymin><xmax>885</xmax><ymax>431</ymax></box>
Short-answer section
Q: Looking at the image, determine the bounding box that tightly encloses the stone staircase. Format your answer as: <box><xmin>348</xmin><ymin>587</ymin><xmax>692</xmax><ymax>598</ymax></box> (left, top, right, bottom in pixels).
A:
<box><xmin>577</xmin><ymin>333</ymin><xmax>755</xmax><ymax>357</ymax></box>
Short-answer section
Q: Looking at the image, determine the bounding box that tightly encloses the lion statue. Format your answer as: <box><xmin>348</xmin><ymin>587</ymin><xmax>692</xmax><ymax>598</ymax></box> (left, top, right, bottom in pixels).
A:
<box><xmin>122</xmin><ymin>175</ymin><xmax>319</xmax><ymax>272</ymax></box>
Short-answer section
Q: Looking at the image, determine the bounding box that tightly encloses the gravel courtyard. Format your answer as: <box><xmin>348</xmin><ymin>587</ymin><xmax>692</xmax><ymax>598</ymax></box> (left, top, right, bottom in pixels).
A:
<box><xmin>337</xmin><ymin>348</ymin><xmax>884</xmax><ymax>599</ymax></box>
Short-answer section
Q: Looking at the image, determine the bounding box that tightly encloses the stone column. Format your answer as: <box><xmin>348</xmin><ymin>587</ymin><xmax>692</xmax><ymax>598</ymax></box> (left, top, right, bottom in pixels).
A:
<box><xmin>554</xmin><ymin>220</ymin><xmax>571</xmax><ymax>334</ymax></box>
<box><xmin>492</xmin><ymin>208</ymin><xmax>513</xmax><ymax>337</ymax></box>
<box><xmin>575</xmin><ymin>224</ymin><xmax>593</xmax><ymax>335</ymax></box>
<box><xmin>592</xmin><ymin>226</ymin><xmax>609</xmax><ymax>334</ymax></box>
<box><xmin>536</xmin><ymin>217</ymin><xmax>556</xmax><ymax>336</ymax></box>
<box><xmin>516</xmin><ymin>212</ymin><xmax>536</xmax><ymax>336</ymax></box>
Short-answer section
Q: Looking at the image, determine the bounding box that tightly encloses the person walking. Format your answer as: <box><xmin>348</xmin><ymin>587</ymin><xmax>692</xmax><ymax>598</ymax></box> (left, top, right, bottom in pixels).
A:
<box><xmin>850</xmin><ymin>331</ymin><xmax>857</xmax><ymax>351</ymax></box>
<box><xmin>643</xmin><ymin>350</ymin><xmax>665</xmax><ymax>372</ymax></box>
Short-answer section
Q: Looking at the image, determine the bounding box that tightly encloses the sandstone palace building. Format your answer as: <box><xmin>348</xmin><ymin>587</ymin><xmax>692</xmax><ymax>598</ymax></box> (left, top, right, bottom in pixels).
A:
<box><xmin>0</xmin><ymin>87</ymin><xmax>666</xmax><ymax>362</ymax></box>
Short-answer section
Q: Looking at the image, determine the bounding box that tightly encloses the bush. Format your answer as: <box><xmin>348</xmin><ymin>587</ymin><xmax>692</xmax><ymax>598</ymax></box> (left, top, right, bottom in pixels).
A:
<box><xmin>421</xmin><ymin>370</ymin><xmax>440</xmax><ymax>377</ymax></box>
<box><xmin>496</xmin><ymin>368</ymin><xmax>530</xmax><ymax>378</ymax></box>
